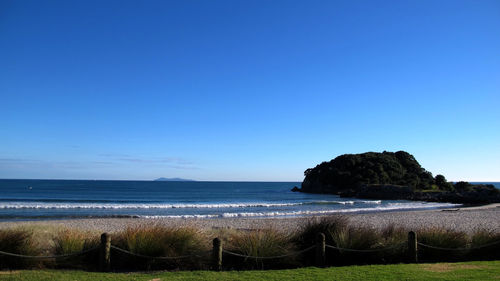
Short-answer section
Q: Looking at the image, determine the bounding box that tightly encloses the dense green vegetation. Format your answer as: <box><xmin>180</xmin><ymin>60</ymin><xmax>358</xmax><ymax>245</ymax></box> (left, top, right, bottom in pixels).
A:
<box><xmin>303</xmin><ymin>151</ymin><xmax>434</xmax><ymax>191</ymax></box>
<box><xmin>1</xmin><ymin>261</ymin><xmax>499</xmax><ymax>281</ymax></box>
<box><xmin>300</xmin><ymin>151</ymin><xmax>500</xmax><ymax>203</ymax></box>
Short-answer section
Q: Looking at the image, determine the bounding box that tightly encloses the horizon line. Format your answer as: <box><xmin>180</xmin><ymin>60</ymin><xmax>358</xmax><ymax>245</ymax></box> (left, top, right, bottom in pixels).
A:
<box><xmin>1</xmin><ymin>178</ymin><xmax>499</xmax><ymax>183</ymax></box>
<box><xmin>0</xmin><ymin>177</ymin><xmax>303</xmax><ymax>183</ymax></box>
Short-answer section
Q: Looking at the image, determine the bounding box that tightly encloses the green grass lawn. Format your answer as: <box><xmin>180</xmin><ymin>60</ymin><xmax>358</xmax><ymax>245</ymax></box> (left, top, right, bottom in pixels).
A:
<box><xmin>0</xmin><ymin>261</ymin><xmax>498</xmax><ymax>281</ymax></box>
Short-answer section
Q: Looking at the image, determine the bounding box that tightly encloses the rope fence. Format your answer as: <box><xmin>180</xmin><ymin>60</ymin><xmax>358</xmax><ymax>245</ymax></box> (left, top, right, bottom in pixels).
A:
<box><xmin>417</xmin><ymin>239</ymin><xmax>500</xmax><ymax>251</ymax></box>
<box><xmin>222</xmin><ymin>245</ymin><xmax>316</xmax><ymax>260</ymax></box>
<box><xmin>325</xmin><ymin>242</ymin><xmax>405</xmax><ymax>253</ymax></box>
<box><xmin>0</xmin><ymin>246</ymin><xmax>99</xmax><ymax>260</ymax></box>
<box><xmin>0</xmin><ymin>231</ymin><xmax>499</xmax><ymax>271</ymax></box>
<box><xmin>110</xmin><ymin>245</ymin><xmax>207</xmax><ymax>260</ymax></box>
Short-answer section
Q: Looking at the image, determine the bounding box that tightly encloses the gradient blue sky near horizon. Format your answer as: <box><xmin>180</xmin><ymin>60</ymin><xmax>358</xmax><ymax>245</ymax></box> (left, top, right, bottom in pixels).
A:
<box><xmin>1</xmin><ymin>0</ymin><xmax>499</xmax><ymax>181</ymax></box>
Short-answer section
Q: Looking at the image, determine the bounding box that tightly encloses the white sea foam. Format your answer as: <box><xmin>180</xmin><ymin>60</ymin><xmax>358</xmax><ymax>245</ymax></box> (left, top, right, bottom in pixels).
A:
<box><xmin>138</xmin><ymin>202</ymin><xmax>462</xmax><ymax>219</ymax></box>
<box><xmin>362</xmin><ymin>200</ymin><xmax>382</xmax><ymax>204</ymax></box>
<box><xmin>0</xmin><ymin>200</ymin><xmax>382</xmax><ymax>209</ymax></box>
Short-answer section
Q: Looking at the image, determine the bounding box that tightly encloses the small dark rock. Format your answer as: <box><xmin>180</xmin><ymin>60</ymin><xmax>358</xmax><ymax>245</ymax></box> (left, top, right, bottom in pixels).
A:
<box><xmin>291</xmin><ymin>186</ymin><xmax>301</xmax><ymax>192</ymax></box>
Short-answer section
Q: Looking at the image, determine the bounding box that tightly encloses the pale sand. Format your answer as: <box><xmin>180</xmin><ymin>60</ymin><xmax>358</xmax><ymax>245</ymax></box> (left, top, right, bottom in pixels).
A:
<box><xmin>0</xmin><ymin>204</ymin><xmax>498</xmax><ymax>234</ymax></box>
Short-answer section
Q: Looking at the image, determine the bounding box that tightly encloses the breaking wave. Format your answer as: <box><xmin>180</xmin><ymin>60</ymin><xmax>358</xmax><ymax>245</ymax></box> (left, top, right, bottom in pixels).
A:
<box><xmin>139</xmin><ymin>202</ymin><xmax>462</xmax><ymax>218</ymax></box>
<box><xmin>0</xmin><ymin>200</ymin><xmax>382</xmax><ymax>209</ymax></box>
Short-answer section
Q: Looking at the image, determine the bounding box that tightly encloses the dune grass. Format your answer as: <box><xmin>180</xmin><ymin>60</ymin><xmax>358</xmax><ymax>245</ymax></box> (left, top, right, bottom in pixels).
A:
<box><xmin>0</xmin><ymin>216</ymin><xmax>499</xmax><ymax>271</ymax></box>
<box><xmin>113</xmin><ymin>225</ymin><xmax>208</xmax><ymax>256</ymax></box>
<box><xmin>0</xmin><ymin>228</ymin><xmax>40</xmax><ymax>269</ymax></box>
<box><xmin>0</xmin><ymin>261</ymin><xmax>498</xmax><ymax>281</ymax></box>
<box><xmin>111</xmin><ymin>225</ymin><xmax>209</xmax><ymax>270</ymax></box>
<box><xmin>468</xmin><ymin>229</ymin><xmax>500</xmax><ymax>260</ymax></box>
<box><xmin>224</xmin><ymin>228</ymin><xmax>297</xmax><ymax>269</ymax></box>
<box><xmin>53</xmin><ymin>229</ymin><xmax>99</xmax><ymax>255</ymax></box>
<box><xmin>293</xmin><ymin>216</ymin><xmax>409</xmax><ymax>266</ymax></box>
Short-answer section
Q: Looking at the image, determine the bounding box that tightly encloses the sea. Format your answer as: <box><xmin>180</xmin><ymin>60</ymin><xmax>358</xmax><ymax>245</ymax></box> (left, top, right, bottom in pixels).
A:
<box><xmin>0</xmin><ymin>180</ymin><xmax>498</xmax><ymax>221</ymax></box>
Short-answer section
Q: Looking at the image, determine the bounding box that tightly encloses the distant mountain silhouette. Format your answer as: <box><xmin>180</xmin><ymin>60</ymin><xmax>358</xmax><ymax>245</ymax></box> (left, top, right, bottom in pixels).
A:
<box><xmin>154</xmin><ymin>177</ymin><xmax>195</xmax><ymax>182</ymax></box>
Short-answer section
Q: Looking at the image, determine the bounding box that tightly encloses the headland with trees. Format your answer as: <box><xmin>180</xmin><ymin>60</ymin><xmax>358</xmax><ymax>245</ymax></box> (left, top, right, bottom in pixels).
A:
<box><xmin>295</xmin><ymin>151</ymin><xmax>500</xmax><ymax>204</ymax></box>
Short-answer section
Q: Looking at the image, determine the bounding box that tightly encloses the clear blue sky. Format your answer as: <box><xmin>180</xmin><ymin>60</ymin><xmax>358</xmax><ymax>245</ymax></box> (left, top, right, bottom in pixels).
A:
<box><xmin>1</xmin><ymin>0</ymin><xmax>499</xmax><ymax>181</ymax></box>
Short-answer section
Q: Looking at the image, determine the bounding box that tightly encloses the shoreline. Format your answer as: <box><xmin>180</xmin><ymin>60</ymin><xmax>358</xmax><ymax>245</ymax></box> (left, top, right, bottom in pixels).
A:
<box><xmin>1</xmin><ymin>204</ymin><xmax>498</xmax><ymax>234</ymax></box>
<box><xmin>452</xmin><ymin>202</ymin><xmax>500</xmax><ymax>210</ymax></box>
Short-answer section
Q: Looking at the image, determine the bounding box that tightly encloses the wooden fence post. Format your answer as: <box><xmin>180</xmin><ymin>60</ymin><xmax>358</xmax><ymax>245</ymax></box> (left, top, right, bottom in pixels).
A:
<box><xmin>316</xmin><ymin>232</ymin><xmax>326</xmax><ymax>267</ymax></box>
<box><xmin>100</xmin><ymin>233</ymin><xmax>111</xmax><ymax>271</ymax></box>
<box><xmin>408</xmin><ymin>231</ymin><xmax>418</xmax><ymax>263</ymax></box>
<box><xmin>212</xmin><ymin>237</ymin><xmax>222</xmax><ymax>271</ymax></box>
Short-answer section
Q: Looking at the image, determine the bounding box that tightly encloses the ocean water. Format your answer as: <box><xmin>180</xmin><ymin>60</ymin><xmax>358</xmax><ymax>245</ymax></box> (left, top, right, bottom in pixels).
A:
<box><xmin>1</xmin><ymin>180</ymin><xmax>497</xmax><ymax>221</ymax></box>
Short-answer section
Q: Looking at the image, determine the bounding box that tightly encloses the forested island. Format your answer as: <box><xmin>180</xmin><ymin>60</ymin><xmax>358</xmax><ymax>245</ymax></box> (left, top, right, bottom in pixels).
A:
<box><xmin>296</xmin><ymin>151</ymin><xmax>500</xmax><ymax>204</ymax></box>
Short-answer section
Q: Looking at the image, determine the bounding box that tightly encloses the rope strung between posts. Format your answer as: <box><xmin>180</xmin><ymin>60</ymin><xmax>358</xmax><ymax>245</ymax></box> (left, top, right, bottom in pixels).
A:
<box><xmin>0</xmin><ymin>246</ymin><xmax>99</xmax><ymax>259</ymax></box>
<box><xmin>325</xmin><ymin>242</ymin><xmax>405</xmax><ymax>253</ymax></box>
<box><xmin>110</xmin><ymin>245</ymin><xmax>206</xmax><ymax>260</ymax></box>
<box><xmin>417</xmin><ymin>240</ymin><xmax>500</xmax><ymax>251</ymax></box>
<box><xmin>221</xmin><ymin>245</ymin><xmax>316</xmax><ymax>259</ymax></box>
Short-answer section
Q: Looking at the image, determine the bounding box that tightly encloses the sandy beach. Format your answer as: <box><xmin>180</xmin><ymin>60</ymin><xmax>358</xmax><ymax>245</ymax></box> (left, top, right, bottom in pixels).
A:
<box><xmin>1</xmin><ymin>204</ymin><xmax>498</xmax><ymax>234</ymax></box>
